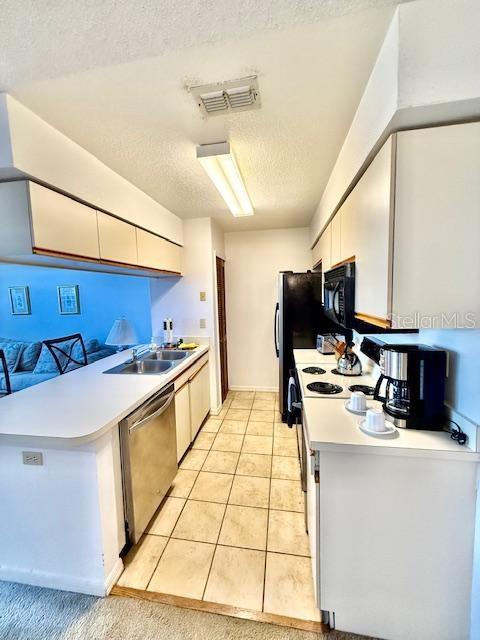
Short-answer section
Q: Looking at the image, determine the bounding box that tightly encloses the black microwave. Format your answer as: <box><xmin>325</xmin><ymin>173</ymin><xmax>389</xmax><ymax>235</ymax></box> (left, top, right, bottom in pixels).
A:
<box><xmin>324</xmin><ymin>262</ymin><xmax>355</xmax><ymax>328</ymax></box>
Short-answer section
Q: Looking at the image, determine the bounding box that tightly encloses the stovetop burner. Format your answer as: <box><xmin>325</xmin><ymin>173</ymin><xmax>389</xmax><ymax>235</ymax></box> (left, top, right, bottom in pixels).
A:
<box><xmin>348</xmin><ymin>384</ymin><xmax>375</xmax><ymax>396</ymax></box>
<box><xmin>302</xmin><ymin>367</ymin><xmax>326</xmax><ymax>375</ymax></box>
<box><xmin>307</xmin><ymin>382</ymin><xmax>343</xmax><ymax>395</ymax></box>
<box><xmin>331</xmin><ymin>368</ymin><xmax>362</xmax><ymax>377</ymax></box>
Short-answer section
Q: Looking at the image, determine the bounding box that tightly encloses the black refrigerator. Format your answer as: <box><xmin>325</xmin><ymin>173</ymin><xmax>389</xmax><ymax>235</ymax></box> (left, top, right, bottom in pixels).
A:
<box><xmin>275</xmin><ymin>271</ymin><xmax>326</xmax><ymax>421</ymax></box>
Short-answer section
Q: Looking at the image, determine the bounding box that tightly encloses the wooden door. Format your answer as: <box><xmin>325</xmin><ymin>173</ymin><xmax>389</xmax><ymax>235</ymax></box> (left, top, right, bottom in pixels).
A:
<box><xmin>216</xmin><ymin>257</ymin><xmax>229</xmax><ymax>403</ymax></box>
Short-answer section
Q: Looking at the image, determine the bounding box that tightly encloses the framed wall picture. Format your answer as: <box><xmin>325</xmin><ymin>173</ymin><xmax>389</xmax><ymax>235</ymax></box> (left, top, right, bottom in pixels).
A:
<box><xmin>57</xmin><ymin>285</ymin><xmax>80</xmax><ymax>315</ymax></box>
<box><xmin>9</xmin><ymin>286</ymin><xmax>31</xmax><ymax>315</ymax></box>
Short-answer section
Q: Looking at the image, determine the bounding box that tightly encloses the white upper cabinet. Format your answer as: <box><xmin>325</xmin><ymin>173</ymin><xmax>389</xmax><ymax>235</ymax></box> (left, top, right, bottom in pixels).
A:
<box><xmin>312</xmin><ymin>223</ymin><xmax>331</xmax><ymax>271</ymax></box>
<box><xmin>97</xmin><ymin>212</ymin><xmax>138</xmax><ymax>265</ymax></box>
<box><xmin>316</xmin><ymin>122</ymin><xmax>479</xmax><ymax>329</ymax></box>
<box><xmin>392</xmin><ymin>122</ymin><xmax>480</xmax><ymax>328</ymax></box>
<box><xmin>0</xmin><ymin>180</ymin><xmax>183</xmax><ymax>278</ymax></box>
<box><xmin>330</xmin><ymin>214</ymin><xmax>342</xmax><ymax>267</ymax></box>
<box><xmin>136</xmin><ymin>229</ymin><xmax>182</xmax><ymax>274</ymax></box>
<box><xmin>343</xmin><ymin>136</ymin><xmax>394</xmax><ymax>325</ymax></box>
<box><xmin>29</xmin><ymin>182</ymin><xmax>100</xmax><ymax>259</ymax></box>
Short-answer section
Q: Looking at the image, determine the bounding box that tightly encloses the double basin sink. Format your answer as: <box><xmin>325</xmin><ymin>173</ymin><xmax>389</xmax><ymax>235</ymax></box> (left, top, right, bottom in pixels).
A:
<box><xmin>104</xmin><ymin>349</ymin><xmax>189</xmax><ymax>375</ymax></box>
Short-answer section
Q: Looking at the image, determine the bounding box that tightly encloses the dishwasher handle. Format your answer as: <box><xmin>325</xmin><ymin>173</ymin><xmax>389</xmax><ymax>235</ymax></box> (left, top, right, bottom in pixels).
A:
<box><xmin>129</xmin><ymin>391</ymin><xmax>175</xmax><ymax>433</ymax></box>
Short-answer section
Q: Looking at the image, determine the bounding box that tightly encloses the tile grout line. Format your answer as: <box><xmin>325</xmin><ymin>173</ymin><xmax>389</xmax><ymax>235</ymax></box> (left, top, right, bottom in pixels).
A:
<box><xmin>138</xmin><ymin>392</ymin><xmax>310</xmax><ymax>614</ymax></box>
<box><xmin>155</xmin><ymin>401</ymin><xmax>228</xmax><ymax>599</ymax></box>
<box><xmin>262</xmin><ymin>439</ymin><xmax>274</xmax><ymax>614</ymax></box>
<box><xmin>200</xmin><ymin>390</ymin><xmax>250</xmax><ymax>601</ymax></box>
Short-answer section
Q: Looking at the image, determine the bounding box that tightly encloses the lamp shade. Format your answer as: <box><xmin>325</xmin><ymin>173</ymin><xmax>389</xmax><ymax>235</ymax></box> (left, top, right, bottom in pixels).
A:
<box><xmin>106</xmin><ymin>318</ymin><xmax>138</xmax><ymax>346</ymax></box>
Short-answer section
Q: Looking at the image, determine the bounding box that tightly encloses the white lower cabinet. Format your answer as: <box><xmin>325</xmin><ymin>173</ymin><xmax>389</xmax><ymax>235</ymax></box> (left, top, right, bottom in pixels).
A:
<box><xmin>173</xmin><ymin>356</ymin><xmax>210</xmax><ymax>460</ymax></box>
<box><xmin>316</xmin><ymin>450</ymin><xmax>476</xmax><ymax>640</ymax></box>
<box><xmin>189</xmin><ymin>362</ymin><xmax>210</xmax><ymax>440</ymax></box>
<box><xmin>174</xmin><ymin>383</ymin><xmax>191</xmax><ymax>462</ymax></box>
<box><xmin>306</xmin><ymin>450</ymin><xmax>321</xmax><ymax>608</ymax></box>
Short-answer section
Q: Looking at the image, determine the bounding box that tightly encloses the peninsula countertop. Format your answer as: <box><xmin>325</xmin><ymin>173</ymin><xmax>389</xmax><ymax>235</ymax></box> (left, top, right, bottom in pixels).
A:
<box><xmin>0</xmin><ymin>345</ymin><xmax>209</xmax><ymax>444</ymax></box>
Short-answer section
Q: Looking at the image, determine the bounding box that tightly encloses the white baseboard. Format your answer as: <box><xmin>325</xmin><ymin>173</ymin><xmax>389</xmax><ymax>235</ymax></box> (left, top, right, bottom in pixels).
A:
<box><xmin>105</xmin><ymin>557</ymin><xmax>124</xmax><ymax>595</ymax></box>
<box><xmin>209</xmin><ymin>403</ymin><xmax>223</xmax><ymax>416</ymax></box>
<box><xmin>0</xmin><ymin>565</ymin><xmax>108</xmax><ymax>597</ymax></box>
<box><xmin>229</xmin><ymin>385</ymin><xmax>279</xmax><ymax>392</ymax></box>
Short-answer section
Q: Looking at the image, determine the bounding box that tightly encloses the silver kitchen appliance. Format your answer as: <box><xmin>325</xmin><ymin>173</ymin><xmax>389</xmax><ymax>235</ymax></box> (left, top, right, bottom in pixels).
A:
<box><xmin>316</xmin><ymin>334</ymin><xmax>336</xmax><ymax>354</ymax></box>
<box><xmin>120</xmin><ymin>383</ymin><xmax>177</xmax><ymax>545</ymax></box>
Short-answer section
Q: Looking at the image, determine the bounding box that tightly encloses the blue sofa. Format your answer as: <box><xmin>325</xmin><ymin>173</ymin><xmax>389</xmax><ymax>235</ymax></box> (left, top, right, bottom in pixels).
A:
<box><xmin>0</xmin><ymin>337</ymin><xmax>115</xmax><ymax>393</ymax></box>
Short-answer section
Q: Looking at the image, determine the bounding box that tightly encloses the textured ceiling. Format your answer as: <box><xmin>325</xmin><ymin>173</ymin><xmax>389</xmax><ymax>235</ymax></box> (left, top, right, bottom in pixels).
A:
<box><xmin>0</xmin><ymin>0</ymin><xmax>409</xmax><ymax>231</ymax></box>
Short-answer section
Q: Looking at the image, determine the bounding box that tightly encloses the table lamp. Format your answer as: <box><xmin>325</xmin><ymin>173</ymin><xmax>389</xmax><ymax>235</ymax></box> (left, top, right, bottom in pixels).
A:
<box><xmin>106</xmin><ymin>317</ymin><xmax>138</xmax><ymax>351</ymax></box>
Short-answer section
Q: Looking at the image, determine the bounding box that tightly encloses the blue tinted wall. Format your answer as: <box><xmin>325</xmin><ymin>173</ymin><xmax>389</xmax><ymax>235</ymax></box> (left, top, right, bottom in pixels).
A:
<box><xmin>0</xmin><ymin>264</ymin><xmax>152</xmax><ymax>344</ymax></box>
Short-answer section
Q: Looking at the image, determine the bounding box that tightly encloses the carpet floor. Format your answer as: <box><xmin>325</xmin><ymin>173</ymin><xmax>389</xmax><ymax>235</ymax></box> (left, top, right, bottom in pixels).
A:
<box><xmin>0</xmin><ymin>581</ymin><xmax>375</xmax><ymax>640</ymax></box>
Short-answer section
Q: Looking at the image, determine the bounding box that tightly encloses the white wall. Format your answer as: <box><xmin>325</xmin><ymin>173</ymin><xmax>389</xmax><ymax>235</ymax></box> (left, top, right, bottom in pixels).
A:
<box><xmin>225</xmin><ymin>228</ymin><xmax>312</xmax><ymax>391</ymax></box>
<box><xmin>150</xmin><ymin>218</ymin><xmax>223</xmax><ymax>411</ymax></box>
<box><xmin>310</xmin><ymin>0</ymin><xmax>480</xmax><ymax>246</ymax></box>
<box><xmin>397</xmin><ymin>0</ymin><xmax>480</xmax><ymax>109</ymax></box>
<box><xmin>0</xmin><ymin>94</ymin><xmax>183</xmax><ymax>244</ymax></box>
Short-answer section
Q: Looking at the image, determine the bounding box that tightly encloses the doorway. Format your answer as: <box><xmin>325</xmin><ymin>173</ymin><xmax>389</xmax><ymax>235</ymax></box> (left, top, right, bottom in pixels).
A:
<box><xmin>216</xmin><ymin>256</ymin><xmax>228</xmax><ymax>403</ymax></box>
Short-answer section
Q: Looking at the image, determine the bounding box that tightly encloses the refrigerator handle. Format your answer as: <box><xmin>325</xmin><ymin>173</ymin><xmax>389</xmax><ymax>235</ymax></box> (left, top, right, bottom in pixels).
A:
<box><xmin>274</xmin><ymin>302</ymin><xmax>280</xmax><ymax>357</ymax></box>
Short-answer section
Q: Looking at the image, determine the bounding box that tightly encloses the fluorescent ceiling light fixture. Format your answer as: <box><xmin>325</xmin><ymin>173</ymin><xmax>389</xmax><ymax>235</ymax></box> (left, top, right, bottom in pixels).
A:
<box><xmin>197</xmin><ymin>142</ymin><xmax>254</xmax><ymax>217</ymax></box>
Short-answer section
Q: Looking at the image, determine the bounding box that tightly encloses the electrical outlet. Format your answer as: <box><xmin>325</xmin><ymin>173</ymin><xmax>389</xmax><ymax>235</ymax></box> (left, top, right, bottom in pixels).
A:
<box><xmin>199</xmin><ymin>291</ymin><xmax>206</xmax><ymax>302</ymax></box>
<box><xmin>22</xmin><ymin>451</ymin><xmax>43</xmax><ymax>466</ymax></box>
<box><xmin>200</xmin><ymin>318</ymin><xmax>207</xmax><ymax>329</ymax></box>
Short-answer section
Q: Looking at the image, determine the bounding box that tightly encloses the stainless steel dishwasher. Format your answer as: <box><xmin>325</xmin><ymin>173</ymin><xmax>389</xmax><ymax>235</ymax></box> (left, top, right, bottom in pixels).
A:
<box><xmin>119</xmin><ymin>383</ymin><xmax>177</xmax><ymax>545</ymax></box>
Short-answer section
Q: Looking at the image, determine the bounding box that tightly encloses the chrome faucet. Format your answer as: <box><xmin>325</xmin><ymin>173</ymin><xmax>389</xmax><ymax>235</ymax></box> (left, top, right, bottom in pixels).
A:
<box><xmin>130</xmin><ymin>346</ymin><xmax>151</xmax><ymax>362</ymax></box>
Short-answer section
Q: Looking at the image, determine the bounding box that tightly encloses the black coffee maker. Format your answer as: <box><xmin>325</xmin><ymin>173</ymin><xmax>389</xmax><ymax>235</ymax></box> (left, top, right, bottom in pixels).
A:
<box><xmin>373</xmin><ymin>344</ymin><xmax>447</xmax><ymax>429</ymax></box>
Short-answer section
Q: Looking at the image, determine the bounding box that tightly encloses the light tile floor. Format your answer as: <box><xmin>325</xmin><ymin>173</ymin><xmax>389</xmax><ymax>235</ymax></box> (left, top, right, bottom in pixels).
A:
<box><xmin>117</xmin><ymin>390</ymin><xmax>319</xmax><ymax>622</ymax></box>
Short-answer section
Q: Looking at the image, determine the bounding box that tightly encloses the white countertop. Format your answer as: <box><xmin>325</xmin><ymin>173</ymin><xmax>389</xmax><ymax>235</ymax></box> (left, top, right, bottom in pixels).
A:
<box><xmin>293</xmin><ymin>349</ymin><xmax>337</xmax><ymax>365</ymax></box>
<box><xmin>0</xmin><ymin>345</ymin><xmax>209</xmax><ymax>445</ymax></box>
<box><xmin>295</xmin><ymin>349</ymin><xmax>478</xmax><ymax>461</ymax></box>
<box><xmin>302</xmin><ymin>397</ymin><xmax>479</xmax><ymax>461</ymax></box>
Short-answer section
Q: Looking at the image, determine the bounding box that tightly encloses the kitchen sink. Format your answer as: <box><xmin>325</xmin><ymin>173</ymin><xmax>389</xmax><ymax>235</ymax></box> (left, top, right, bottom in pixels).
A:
<box><xmin>104</xmin><ymin>359</ymin><xmax>174</xmax><ymax>375</ymax></box>
<box><xmin>147</xmin><ymin>350</ymin><xmax>188</xmax><ymax>361</ymax></box>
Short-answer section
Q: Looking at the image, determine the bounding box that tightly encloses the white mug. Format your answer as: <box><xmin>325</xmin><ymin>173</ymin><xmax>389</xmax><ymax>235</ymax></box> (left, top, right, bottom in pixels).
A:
<box><xmin>350</xmin><ymin>391</ymin><xmax>367</xmax><ymax>412</ymax></box>
<box><xmin>365</xmin><ymin>408</ymin><xmax>387</xmax><ymax>432</ymax></box>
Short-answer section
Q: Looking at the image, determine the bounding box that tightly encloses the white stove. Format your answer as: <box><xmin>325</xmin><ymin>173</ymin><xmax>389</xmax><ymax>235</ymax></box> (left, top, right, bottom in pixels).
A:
<box><xmin>297</xmin><ymin>363</ymin><xmax>379</xmax><ymax>399</ymax></box>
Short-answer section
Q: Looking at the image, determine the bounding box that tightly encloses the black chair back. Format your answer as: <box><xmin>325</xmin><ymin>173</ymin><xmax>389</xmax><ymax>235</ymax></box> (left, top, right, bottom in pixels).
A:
<box><xmin>0</xmin><ymin>349</ymin><xmax>12</xmax><ymax>396</ymax></box>
<box><xmin>43</xmin><ymin>334</ymin><xmax>88</xmax><ymax>375</ymax></box>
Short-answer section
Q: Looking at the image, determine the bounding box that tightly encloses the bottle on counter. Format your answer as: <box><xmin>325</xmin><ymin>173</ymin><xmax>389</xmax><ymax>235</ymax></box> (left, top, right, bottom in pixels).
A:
<box><xmin>163</xmin><ymin>319</ymin><xmax>169</xmax><ymax>345</ymax></box>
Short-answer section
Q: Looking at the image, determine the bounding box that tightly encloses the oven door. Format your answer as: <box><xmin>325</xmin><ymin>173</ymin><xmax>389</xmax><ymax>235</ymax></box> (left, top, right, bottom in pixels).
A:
<box><xmin>291</xmin><ymin>369</ymin><xmax>307</xmax><ymax>494</ymax></box>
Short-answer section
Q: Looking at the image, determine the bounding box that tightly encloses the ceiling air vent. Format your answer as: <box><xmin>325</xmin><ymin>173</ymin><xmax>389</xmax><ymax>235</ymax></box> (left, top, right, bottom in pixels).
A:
<box><xmin>189</xmin><ymin>76</ymin><xmax>260</xmax><ymax>118</ymax></box>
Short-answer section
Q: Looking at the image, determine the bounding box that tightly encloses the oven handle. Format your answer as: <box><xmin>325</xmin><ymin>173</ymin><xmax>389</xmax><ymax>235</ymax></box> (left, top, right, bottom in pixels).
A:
<box><xmin>331</xmin><ymin>282</ymin><xmax>342</xmax><ymax>324</ymax></box>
